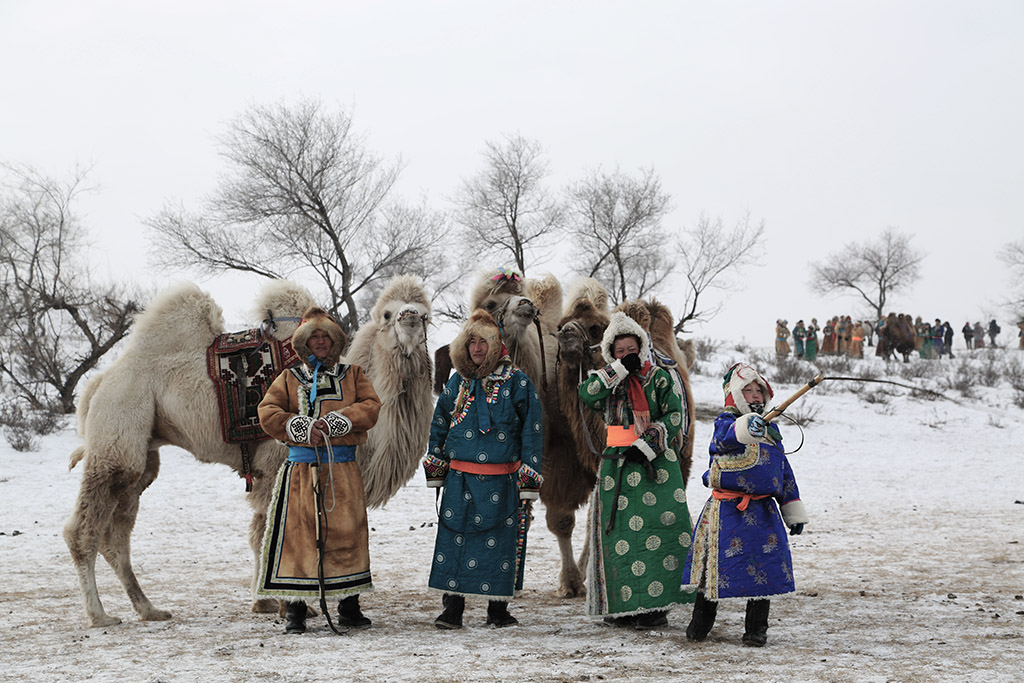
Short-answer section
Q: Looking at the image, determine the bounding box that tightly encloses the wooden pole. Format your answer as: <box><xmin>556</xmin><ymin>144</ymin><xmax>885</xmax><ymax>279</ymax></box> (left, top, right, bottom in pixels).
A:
<box><xmin>763</xmin><ymin>373</ymin><xmax>825</xmax><ymax>422</ymax></box>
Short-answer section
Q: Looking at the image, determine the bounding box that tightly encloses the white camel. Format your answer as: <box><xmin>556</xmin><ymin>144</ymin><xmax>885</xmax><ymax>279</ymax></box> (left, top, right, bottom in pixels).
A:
<box><xmin>64</xmin><ymin>280</ymin><xmax>314</xmax><ymax>627</ymax></box>
<box><xmin>344</xmin><ymin>274</ymin><xmax>433</xmax><ymax>509</ymax></box>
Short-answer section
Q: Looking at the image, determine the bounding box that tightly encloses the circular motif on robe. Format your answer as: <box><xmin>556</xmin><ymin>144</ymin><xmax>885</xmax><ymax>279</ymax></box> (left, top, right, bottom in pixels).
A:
<box><xmin>520</xmin><ymin>378</ymin><xmax>527</xmax><ymax>387</ymax></box>
<box><xmin>464</xmin><ymin>430</ymin><xmax>474</xmax><ymax>439</ymax></box>
<box><xmin>620</xmin><ymin>586</ymin><xmax>632</xmax><ymax>601</ymax></box>
<box><xmin>533</xmin><ymin>422</ymin><xmax>541</xmax><ymax>432</ymax></box>
<box><xmin>648</xmin><ymin>581</ymin><xmax>664</xmax><ymax>598</ymax></box>
<box><xmin>454</xmin><ymin>534</ymin><xmax>465</xmax><ymax>546</ymax></box>
<box><xmin>660</xmin><ymin>403</ymin><xmax>669</xmax><ymax>413</ymax></box>
<box><xmin>463</xmin><ymin>491</ymin><xmax>472</xmax><ymax>501</ymax></box>
<box><xmin>655</xmin><ymin>469</ymin><xmax>670</xmax><ymax>484</ymax></box>
<box><xmin>617</xmin><ymin>495</ymin><xmax>629</xmax><ymax>511</ymax></box>
<box><xmin>477</xmin><ymin>452</ymin><xmax>487</xmax><ymax>462</ymax></box>
<box><xmin>505</xmin><ymin>517</ymin><xmax>515</xmax><ymax>527</ymax></box>
<box><xmin>444</xmin><ymin>509</ymin><xmax>454</xmax><ymax>519</ymax></box>
<box><xmin>656</xmin><ymin>376</ymin><xmax>668</xmax><ymax>389</ymax></box>
<box><xmin>645</xmin><ymin>535</ymin><xmax>662</xmax><ymax>551</ymax></box>
<box><xmin>642</xmin><ymin>491</ymin><xmax>657</xmax><ymax>507</ymax></box>
<box><xmin>435</xmin><ymin>553</ymin><xmax>445</xmax><ymax>564</ymax></box>
<box><xmin>678</xmin><ymin>532</ymin><xmax>691</xmax><ymax>548</ymax></box>
<box><xmin>481</xmin><ymin>583</ymin><xmax>491</xmax><ymax>593</ymax></box>
<box><xmin>490</xmin><ymin>493</ymin><xmax>501</xmax><ymax>503</ymax></box>
<box><xmin>588</xmin><ymin>383</ymin><xmax>601</xmax><ymax>396</ymax></box>
<box><xmin>468</xmin><ymin>559</ymin><xmax>478</xmax><ymax>568</ymax></box>
<box><xmin>436</xmin><ymin>416</ymin><xmax>445</xmax><ymax>426</ymax></box>
<box><xmin>670</xmin><ymin>413</ymin><xmax>681</xmax><ymax>427</ymax></box>
<box><xmin>502</xmin><ymin>388</ymin><xmax>510</xmax><ymax>397</ymax></box>
<box><xmin>615</xmin><ymin>540</ymin><xmax>630</xmax><ymax>556</ymax></box>
<box><xmin>473</xmin><ymin>514</ymin><xmax>483</xmax><ymax>525</ymax></box>
<box><xmin>447</xmin><ymin>579</ymin><xmax>458</xmax><ymax>589</ymax></box>
<box><xmin>626</xmin><ymin>471</ymin><xmax>642</xmax><ymax>488</ymax></box>
<box><xmin>628</xmin><ymin>515</ymin><xmax>644</xmax><ymax>531</ymax></box>
<box><xmin>631</xmin><ymin>560</ymin><xmax>646</xmax><ymax>576</ymax></box>
<box><xmin>496</xmin><ymin>431</ymin><xmax>507</xmax><ymax>442</ymax></box>
<box><xmin>603</xmin><ymin>476</ymin><xmax>615</xmax><ymax>491</ymax></box>
<box><xmin>660</xmin><ymin>511</ymin><xmax>676</xmax><ymax>526</ymax></box>
<box><xmin>432</xmin><ymin>445</ymin><xmax>442</xmax><ymax>454</ymax></box>
<box><xmin>673</xmin><ymin>488</ymin><xmax>686</xmax><ymax>503</ymax></box>
<box><xmin>664</xmin><ymin>449</ymin><xmax>677</xmax><ymax>462</ymax></box>
<box><xmin>486</xmin><ymin>537</ymin><xmax>497</xmax><ymax>548</ymax></box>
<box><xmin>501</xmin><ymin>560</ymin><xmax>512</xmax><ymax>572</ymax></box>
<box><xmin>663</xmin><ymin>555</ymin><xmax>679</xmax><ymax>571</ymax></box>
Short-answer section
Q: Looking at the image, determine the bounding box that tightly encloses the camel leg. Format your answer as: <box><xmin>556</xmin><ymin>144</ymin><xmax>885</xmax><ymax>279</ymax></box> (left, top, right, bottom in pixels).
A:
<box><xmin>99</xmin><ymin>449</ymin><xmax>171</xmax><ymax>622</ymax></box>
<box><xmin>64</xmin><ymin>466</ymin><xmax>127</xmax><ymax>627</ymax></box>
<box><xmin>546</xmin><ymin>505</ymin><xmax>584</xmax><ymax>598</ymax></box>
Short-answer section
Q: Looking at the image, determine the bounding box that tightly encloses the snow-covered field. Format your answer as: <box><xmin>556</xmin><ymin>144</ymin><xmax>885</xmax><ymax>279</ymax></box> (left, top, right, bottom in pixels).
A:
<box><xmin>2</xmin><ymin>345</ymin><xmax>1022</xmax><ymax>682</ymax></box>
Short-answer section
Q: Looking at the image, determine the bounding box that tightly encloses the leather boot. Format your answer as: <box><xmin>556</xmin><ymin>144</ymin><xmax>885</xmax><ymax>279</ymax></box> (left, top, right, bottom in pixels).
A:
<box><xmin>635</xmin><ymin>610</ymin><xmax>668</xmax><ymax>630</ymax></box>
<box><xmin>434</xmin><ymin>593</ymin><xmax>465</xmax><ymax>630</ymax></box>
<box><xmin>742</xmin><ymin>598</ymin><xmax>770</xmax><ymax>647</ymax></box>
<box><xmin>486</xmin><ymin>600</ymin><xmax>518</xmax><ymax>627</ymax></box>
<box><xmin>685</xmin><ymin>593</ymin><xmax>718</xmax><ymax>642</ymax></box>
<box><xmin>284</xmin><ymin>601</ymin><xmax>307</xmax><ymax>634</ymax></box>
<box><xmin>337</xmin><ymin>594</ymin><xmax>372</xmax><ymax>630</ymax></box>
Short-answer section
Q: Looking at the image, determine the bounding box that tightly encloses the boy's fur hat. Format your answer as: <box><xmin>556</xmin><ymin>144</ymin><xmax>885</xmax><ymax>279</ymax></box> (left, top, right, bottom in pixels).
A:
<box><xmin>599</xmin><ymin>311</ymin><xmax>651</xmax><ymax>365</ymax></box>
<box><xmin>723</xmin><ymin>362</ymin><xmax>774</xmax><ymax>414</ymax></box>
<box><xmin>292</xmin><ymin>306</ymin><xmax>347</xmax><ymax>368</ymax></box>
<box><xmin>450</xmin><ymin>309</ymin><xmax>504</xmax><ymax>379</ymax></box>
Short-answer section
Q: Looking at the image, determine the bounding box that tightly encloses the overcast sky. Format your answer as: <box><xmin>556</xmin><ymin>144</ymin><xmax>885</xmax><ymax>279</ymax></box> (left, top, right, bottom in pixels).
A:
<box><xmin>2</xmin><ymin>1</ymin><xmax>1022</xmax><ymax>344</ymax></box>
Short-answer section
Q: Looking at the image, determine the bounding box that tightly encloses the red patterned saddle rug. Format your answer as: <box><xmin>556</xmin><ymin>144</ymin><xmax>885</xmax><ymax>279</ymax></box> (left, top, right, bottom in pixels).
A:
<box><xmin>206</xmin><ymin>327</ymin><xmax>300</xmax><ymax>481</ymax></box>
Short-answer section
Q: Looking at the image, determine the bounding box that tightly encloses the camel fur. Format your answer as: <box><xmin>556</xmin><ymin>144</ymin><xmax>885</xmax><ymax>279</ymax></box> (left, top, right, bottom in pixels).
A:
<box><xmin>63</xmin><ymin>280</ymin><xmax>315</xmax><ymax>627</ymax></box>
<box><xmin>344</xmin><ymin>274</ymin><xmax>433</xmax><ymax>509</ymax></box>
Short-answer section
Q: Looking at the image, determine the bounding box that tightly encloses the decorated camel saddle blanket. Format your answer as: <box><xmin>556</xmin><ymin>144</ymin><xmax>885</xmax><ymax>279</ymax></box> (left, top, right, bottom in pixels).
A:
<box><xmin>206</xmin><ymin>328</ymin><xmax>300</xmax><ymax>443</ymax></box>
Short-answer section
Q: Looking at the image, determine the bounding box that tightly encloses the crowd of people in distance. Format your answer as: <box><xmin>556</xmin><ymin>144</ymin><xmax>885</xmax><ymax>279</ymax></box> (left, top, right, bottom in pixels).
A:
<box><xmin>775</xmin><ymin>316</ymin><xmax>1021</xmax><ymax>361</ymax></box>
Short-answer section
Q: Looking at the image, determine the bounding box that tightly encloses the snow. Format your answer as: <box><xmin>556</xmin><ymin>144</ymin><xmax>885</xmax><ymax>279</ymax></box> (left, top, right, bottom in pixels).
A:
<box><xmin>2</xmin><ymin>345</ymin><xmax>1023</xmax><ymax>682</ymax></box>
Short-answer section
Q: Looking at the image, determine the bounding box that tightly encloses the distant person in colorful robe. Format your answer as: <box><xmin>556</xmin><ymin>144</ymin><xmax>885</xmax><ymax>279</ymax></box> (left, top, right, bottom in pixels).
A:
<box><xmin>424</xmin><ymin>309</ymin><xmax>543</xmax><ymax>629</ymax></box>
<box><xmin>682</xmin><ymin>363</ymin><xmax>808</xmax><ymax>647</ymax></box>
<box><xmin>973</xmin><ymin>321</ymin><xmax>986</xmax><ymax>349</ymax></box>
<box><xmin>932</xmin><ymin>319</ymin><xmax>945</xmax><ymax>358</ymax></box>
<box><xmin>820</xmin><ymin>318</ymin><xmax>837</xmax><ymax>355</ymax></box>
<box><xmin>256</xmin><ymin>307</ymin><xmax>382</xmax><ymax>634</ymax></box>
<box><xmin>578</xmin><ymin>312</ymin><xmax>695</xmax><ymax>629</ymax></box>
<box><xmin>803</xmin><ymin>318</ymin><xmax>819</xmax><ymax>362</ymax></box>
<box><xmin>792</xmin><ymin>320</ymin><xmax>806</xmax><ymax>358</ymax></box>
<box><xmin>775</xmin><ymin>320</ymin><xmax>791</xmax><ymax>357</ymax></box>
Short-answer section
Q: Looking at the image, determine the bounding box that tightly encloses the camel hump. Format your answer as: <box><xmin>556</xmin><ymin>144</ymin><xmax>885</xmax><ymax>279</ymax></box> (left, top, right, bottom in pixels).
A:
<box><xmin>250</xmin><ymin>279</ymin><xmax>317</xmax><ymax>335</ymax></box>
<box><xmin>612</xmin><ymin>299</ymin><xmax>652</xmax><ymax>332</ymax></box>
<box><xmin>563</xmin><ymin>277</ymin><xmax>609</xmax><ymax>312</ymax></box>
<box><xmin>130</xmin><ymin>282</ymin><xmax>225</xmax><ymax>354</ymax></box>
<box><xmin>526</xmin><ymin>273</ymin><xmax>562</xmax><ymax>328</ymax></box>
<box><xmin>644</xmin><ymin>298</ymin><xmax>679</xmax><ymax>360</ymax></box>
<box><xmin>69</xmin><ymin>446</ymin><xmax>86</xmax><ymax>471</ymax></box>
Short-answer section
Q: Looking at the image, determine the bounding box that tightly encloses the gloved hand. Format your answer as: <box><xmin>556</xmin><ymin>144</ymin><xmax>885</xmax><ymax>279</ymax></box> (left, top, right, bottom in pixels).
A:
<box><xmin>621</xmin><ymin>353</ymin><xmax>642</xmax><ymax>374</ymax></box>
<box><xmin>622</xmin><ymin>445</ymin><xmax>656</xmax><ymax>480</ymax></box>
<box><xmin>789</xmin><ymin>523</ymin><xmax>804</xmax><ymax>536</ymax></box>
<box><xmin>747</xmin><ymin>414</ymin><xmax>767</xmax><ymax>438</ymax></box>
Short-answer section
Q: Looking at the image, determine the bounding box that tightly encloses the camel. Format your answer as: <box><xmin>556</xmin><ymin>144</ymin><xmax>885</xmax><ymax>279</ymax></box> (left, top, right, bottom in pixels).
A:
<box><xmin>64</xmin><ymin>280</ymin><xmax>315</xmax><ymax>627</ymax></box>
<box><xmin>344</xmin><ymin>274</ymin><xmax>433</xmax><ymax>509</ymax></box>
<box><xmin>877</xmin><ymin>312</ymin><xmax>916</xmax><ymax>362</ymax></box>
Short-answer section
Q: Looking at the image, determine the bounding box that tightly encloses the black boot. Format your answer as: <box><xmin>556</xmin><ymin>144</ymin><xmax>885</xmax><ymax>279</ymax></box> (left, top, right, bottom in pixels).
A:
<box><xmin>434</xmin><ymin>593</ymin><xmax>465</xmax><ymax>630</ymax></box>
<box><xmin>742</xmin><ymin>598</ymin><xmax>770</xmax><ymax>647</ymax></box>
<box><xmin>284</xmin><ymin>601</ymin><xmax>307</xmax><ymax>634</ymax></box>
<box><xmin>685</xmin><ymin>593</ymin><xmax>718</xmax><ymax>642</ymax></box>
<box><xmin>337</xmin><ymin>594</ymin><xmax>372</xmax><ymax>630</ymax></box>
<box><xmin>486</xmin><ymin>600</ymin><xmax>518</xmax><ymax>627</ymax></box>
<box><xmin>635</xmin><ymin>610</ymin><xmax>668</xmax><ymax>630</ymax></box>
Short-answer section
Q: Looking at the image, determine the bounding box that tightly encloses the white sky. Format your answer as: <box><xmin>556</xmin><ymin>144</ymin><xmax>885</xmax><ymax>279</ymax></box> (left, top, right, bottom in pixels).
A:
<box><xmin>2</xmin><ymin>1</ymin><xmax>1022</xmax><ymax>342</ymax></box>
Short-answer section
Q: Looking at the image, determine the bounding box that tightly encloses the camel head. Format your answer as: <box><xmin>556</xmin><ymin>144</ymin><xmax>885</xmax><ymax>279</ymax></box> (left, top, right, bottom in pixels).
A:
<box><xmin>557</xmin><ymin>302</ymin><xmax>608</xmax><ymax>368</ymax></box>
<box><xmin>369</xmin><ymin>275</ymin><xmax>431</xmax><ymax>356</ymax></box>
<box><xmin>470</xmin><ymin>267</ymin><xmax>538</xmax><ymax>343</ymax></box>
<box><xmin>252</xmin><ymin>279</ymin><xmax>318</xmax><ymax>342</ymax></box>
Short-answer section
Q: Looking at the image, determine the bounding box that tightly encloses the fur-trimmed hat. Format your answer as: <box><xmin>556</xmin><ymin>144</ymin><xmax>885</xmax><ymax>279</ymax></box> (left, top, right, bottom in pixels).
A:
<box><xmin>450</xmin><ymin>309</ymin><xmax>505</xmax><ymax>379</ymax></box>
<box><xmin>722</xmin><ymin>362</ymin><xmax>774</xmax><ymax>414</ymax></box>
<box><xmin>599</xmin><ymin>311</ymin><xmax>651</xmax><ymax>365</ymax></box>
<box><xmin>292</xmin><ymin>306</ymin><xmax>347</xmax><ymax>368</ymax></box>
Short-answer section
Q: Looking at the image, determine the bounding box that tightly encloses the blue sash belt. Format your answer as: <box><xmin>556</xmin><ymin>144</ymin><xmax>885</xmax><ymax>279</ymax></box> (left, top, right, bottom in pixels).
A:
<box><xmin>287</xmin><ymin>444</ymin><xmax>357</xmax><ymax>464</ymax></box>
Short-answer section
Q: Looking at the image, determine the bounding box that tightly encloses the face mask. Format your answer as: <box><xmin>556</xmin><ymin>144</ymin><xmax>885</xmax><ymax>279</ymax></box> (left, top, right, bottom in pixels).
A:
<box><xmin>748</xmin><ymin>402</ymin><xmax>765</xmax><ymax>415</ymax></box>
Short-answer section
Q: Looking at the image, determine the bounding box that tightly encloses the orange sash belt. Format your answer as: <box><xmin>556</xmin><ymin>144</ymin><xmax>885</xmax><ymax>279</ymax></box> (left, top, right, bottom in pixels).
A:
<box><xmin>449</xmin><ymin>460</ymin><xmax>521</xmax><ymax>475</ymax></box>
<box><xmin>606</xmin><ymin>425</ymin><xmax>637</xmax><ymax>448</ymax></box>
<box><xmin>713</xmin><ymin>488</ymin><xmax>770</xmax><ymax>512</ymax></box>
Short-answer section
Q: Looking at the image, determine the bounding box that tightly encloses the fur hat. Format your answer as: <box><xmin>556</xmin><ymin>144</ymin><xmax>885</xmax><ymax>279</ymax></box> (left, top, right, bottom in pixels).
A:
<box><xmin>722</xmin><ymin>363</ymin><xmax>774</xmax><ymax>414</ymax></box>
<box><xmin>599</xmin><ymin>311</ymin><xmax>651</xmax><ymax>365</ymax></box>
<box><xmin>450</xmin><ymin>309</ymin><xmax>505</xmax><ymax>379</ymax></box>
<box><xmin>292</xmin><ymin>306</ymin><xmax>347</xmax><ymax>368</ymax></box>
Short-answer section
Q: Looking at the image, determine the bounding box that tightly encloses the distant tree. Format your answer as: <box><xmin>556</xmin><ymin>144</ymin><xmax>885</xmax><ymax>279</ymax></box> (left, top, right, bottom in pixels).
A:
<box><xmin>673</xmin><ymin>211</ymin><xmax>766</xmax><ymax>334</ymax></box>
<box><xmin>1000</xmin><ymin>239</ymin><xmax>1024</xmax><ymax>319</ymax></box>
<box><xmin>452</xmin><ymin>134</ymin><xmax>563</xmax><ymax>275</ymax></box>
<box><xmin>146</xmin><ymin>98</ymin><xmax>451</xmax><ymax>333</ymax></box>
<box><xmin>0</xmin><ymin>164</ymin><xmax>140</xmax><ymax>415</ymax></box>
<box><xmin>809</xmin><ymin>228</ymin><xmax>923</xmax><ymax>321</ymax></box>
<box><xmin>565</xmin><ymin>166</ymin><xmax>672</xmax><ymax>304</ymax></box>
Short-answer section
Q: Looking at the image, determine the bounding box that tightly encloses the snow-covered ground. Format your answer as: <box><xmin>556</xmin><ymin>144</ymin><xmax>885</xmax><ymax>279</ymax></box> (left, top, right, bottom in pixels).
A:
<box><xmin>2</xmin><ymin>345</ymin><xmax>1022</xmax><ymax>682</ymax></box>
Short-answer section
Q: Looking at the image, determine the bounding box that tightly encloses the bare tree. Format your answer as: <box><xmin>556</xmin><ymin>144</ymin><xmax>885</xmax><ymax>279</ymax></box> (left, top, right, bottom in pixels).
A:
<box><xmin>809</xmin><ymin>227</ymin><xmax>923</xmax><ymax>321</ymax></box>
<box><xmin>564</xmin><ymin>166</ymin><xmax>672</xmax><ymax>304</ymax></box>
<box><xmin>673</xmin><ymin>211</ymin><xmax>766</xmax><ymax>334</ymax></box>
<box><xmin>999</xmin><ymin>239</ymin><xmax>1024</xmax><ymax>319</ymax></box>
<box><xmin>451</xmin><ymin>134</ymin><xmax>563</xmax><ymax>274</ymax></box>
<box><xmin>146</xmin><ymin>99</ymin><xmax>451</xmax><ymax>332</ymax></box>
<box><xmin>0</xmin><ymin>164</ymin><xmax>140</xmax><ymax>414</ymax></box>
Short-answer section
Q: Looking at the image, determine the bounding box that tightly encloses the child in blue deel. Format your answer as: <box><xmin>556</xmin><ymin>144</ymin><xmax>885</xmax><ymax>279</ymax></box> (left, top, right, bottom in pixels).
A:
<box><xmin>681</xmin><ymin>363</ymin><xmax>809</xmax><ymax>647</ymax></box>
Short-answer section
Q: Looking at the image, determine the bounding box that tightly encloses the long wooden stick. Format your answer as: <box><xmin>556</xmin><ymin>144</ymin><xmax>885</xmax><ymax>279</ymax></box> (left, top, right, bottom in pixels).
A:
<box><xmin>763</xmin><ymin>373</ymin><xmax>824</xmax><ymax>422</ymax></box>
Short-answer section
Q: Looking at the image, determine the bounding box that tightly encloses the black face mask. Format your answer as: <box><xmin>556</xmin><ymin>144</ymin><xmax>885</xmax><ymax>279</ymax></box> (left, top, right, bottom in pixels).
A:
<box><xmin>748</xmin><ymin>402</ymin><xmax>765</xmax><ymax>415</ymax></box>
